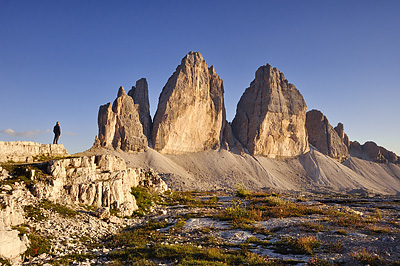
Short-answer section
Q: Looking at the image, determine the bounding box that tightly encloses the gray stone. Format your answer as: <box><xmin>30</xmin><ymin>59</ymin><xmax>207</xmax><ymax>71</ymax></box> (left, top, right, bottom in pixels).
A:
<box><xmin>231</xmin><ymin>64</ymin><xmax>309</xmax><ymax>157</ymax></box>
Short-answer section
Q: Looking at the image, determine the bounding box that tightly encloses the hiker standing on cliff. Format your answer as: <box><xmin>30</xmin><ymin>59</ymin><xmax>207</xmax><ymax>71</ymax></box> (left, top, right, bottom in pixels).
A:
<box><xmin>53</xmin><ymin>121</ymin><xmax>61</xmax><ymax>144</ymax></box>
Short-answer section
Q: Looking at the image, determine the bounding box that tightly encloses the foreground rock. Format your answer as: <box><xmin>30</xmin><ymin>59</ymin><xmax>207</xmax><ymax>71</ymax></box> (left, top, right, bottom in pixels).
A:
<box><xmin>305</xmin><ymin>110</ymin><xmax>349</xmax><ymax>162</ymax></box>
<box><xmin>350</xmin><ymin>141</ymin><xmax>399</xmax><ymax>164</ymax></box>
<box><xmin>33</xmin><ymin>155</ymin><xmax>167</xmax><ymax>216</ymax></box>
<box><xmin>96</xmin><ymin>85</ymin><xmax>150</xmax><ymax>152</ymax></box>
<box><xmin>231</xmin><ymin>64</ymin><xmax>309</xmax><ymax>157</ymax></box>
<box><xmin>152</xmin><ymin>51</ymin><xmax>226</xmax><ymax>154</ymax></box>
<box><xmin>0</xmin><ymin>152</ymin><xmax>168</xmax><ymax>264</ymax></box>
<box><xmin>0</xmin><ymin>184</ymin><xmax>32</xmax><ymax>264</ymax></box>
<box><xmin>0</xmin><ymin>141</ymin><xmax>68</xmax><ymax>163</ymax></box>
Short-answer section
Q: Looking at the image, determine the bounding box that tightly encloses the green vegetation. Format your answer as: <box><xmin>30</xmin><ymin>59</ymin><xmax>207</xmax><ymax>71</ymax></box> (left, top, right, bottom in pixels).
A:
<box><xmin>12</xmin><ymin>224</ymin><xmax>51</xmax><ymax>258</ymax></box>
<box><xmin>0</xmin><ymin>163</ymin><xmax>50</xmax><ymax>189</ymax></box>
<box><xmin>103</xmin><ymin>218</ymin><xmax>276</xmax><ymax>265</ymax></box>
<box><xmin>24</xmin><ymin>199</ymin><xmax>78</xmax><ymax>221</ymax></box>
<box><xmin>0</xmin><ymin>257</ymin><xmax>11</xmax><ymax>266</ymax></box>
<box><xmin>351</xmin><ymin>249</ymin><xmax>383</xmax><ymax>266</ymax></box>
<box><xmin>275</xmin><ymin>236</ymin><xmax>321</xmax><ymax>255</ymax></box>
<box><xmin>215</xmin><ymin>199</ymin><xmax>263</xmax><ymax>225</ymax></box>
<box><xmin>131</xmin><ymin>186</ymin><xmax>156</xmax><ymax>215</ymax></box>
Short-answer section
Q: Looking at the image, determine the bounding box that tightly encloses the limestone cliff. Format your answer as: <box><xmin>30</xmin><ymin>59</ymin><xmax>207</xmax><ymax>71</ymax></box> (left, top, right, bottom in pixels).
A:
<box><xmin>0</xmin><ymin>141</ymin><xmax>68</xmax><ymax>163</ymax></box>
<box><xmin>231</xmin><ymin>64</ymin><xmax>309</xmax><ymax>157</ymax></box>
<box><xmin>305</xmin><ymin>110</ymin><xmax>349</xmax><ymax>162</ymax></box>
<box><xmin>96</xmin><ymin>86</ymin><xmax>149</xmax><ymax>152</ymax></box>
<box><xmin>31</xmin><ymin>155</ymin><xmax>167</xmax><ymax>216</ymax></box>
<box><xmin>350</xmin><ymin>141</ymin><xmax>399</xmax><ymax>164</ymax></box>
<box><xmin>128</xmin><ymin>78</ymin><xmax>152</xmax><ymax>144</ymax></box>
<box><xmin>152</xmin><ymin>52</ymin><xmax>226</xmax><ymax>154</ymax></box>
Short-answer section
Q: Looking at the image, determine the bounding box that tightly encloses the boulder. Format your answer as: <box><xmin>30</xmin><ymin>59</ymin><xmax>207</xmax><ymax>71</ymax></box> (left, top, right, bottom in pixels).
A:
<box><xmin>128</xmin><ymin>78</ymin><xmax>152</xmax><ymax>143</ymax></box>
<box><xmin>96</xmin><ymin>86</ymin><xmax>148</xmax><ymax>152</ymax></box>
<box><xmin>306</xmin><ymin>110</ymin><xmax>349</xmax><ymax>162</ymax></box>
<box><xmin>231</xmin><ymin>64</ymin><xmax>309</xmax><ymax>157</ymax></box>
<box><xmin>152</xmin><ymin>52</ymin><xmax>226</xmax><ymax>154</ymax></box>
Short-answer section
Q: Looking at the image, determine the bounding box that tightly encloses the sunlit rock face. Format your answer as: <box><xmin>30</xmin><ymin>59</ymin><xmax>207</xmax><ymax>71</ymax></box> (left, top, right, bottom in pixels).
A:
<box><xmin>306</xmin><ymin>109</ymin><xmax>349</xmax><ymax>162</ymax></box>
<box><xmin>231</xmin><ymin>64</ymin><xmax>309</xmax><ymax>157</ymax></box>
<box><xmin>97</xmin><ymin>86</ymin><xmax>149</xmax><ymax>152</ymax></box>
<box><xmin>128</xmin><ymin>78</ymin><xmax>152</xmax><ymax>144</ymax></box>
<box><xmin>152</xmin><ymin>51</ymin><xmax>226</xmax><ymax>154</ymax></box>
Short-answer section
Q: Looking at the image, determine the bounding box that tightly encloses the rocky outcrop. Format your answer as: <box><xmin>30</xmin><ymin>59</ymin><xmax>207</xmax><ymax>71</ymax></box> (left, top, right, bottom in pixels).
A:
<box><xmin>96</xmin><ymin>86</ymin><xmax>149</xmax><ymax>152</ymax></box>
<box><xmin>31</xmin><ymin>155</ymin><xmax>167</xmax><ymax>216</ymax></box>
<box><xmin>231</xmin><ymin>64</ymin><xmax>309</xmax><ymax>157</ymax></box>
<box><xmin>334</xmin><ymin>123</ymin><xmax>350</xmax><ymax>148</ymax></box>
<box><xmin>0</xmin><ymin>141</ymin><xmax>68</xmax><ymax>163</ymax></box>
<box><xmin>128</xmin><ymin>78</ymin><xmax>152</xmax><ymax>144</ymax></box>
<box><xmin>152</xmin><ymin>52</ymin><xmax>226</xmax><ymax>154</ymax></box>
<box><xmin>0</xmin><ymin>186</ymin><xmax>31</xmax><ymax>264</ymax></box>
<box><xmin>305</xmin><ymin>110</ymin><xmax>349</xmax><ymax>162</ymax></box>
<box><xmin>350</xmin><ymin>141</ymin><xmax>399</xmax><ymax>164</ymax></box>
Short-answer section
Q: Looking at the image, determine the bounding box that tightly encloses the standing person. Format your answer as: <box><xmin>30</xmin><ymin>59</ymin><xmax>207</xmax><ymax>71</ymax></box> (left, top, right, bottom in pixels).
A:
<box><xmin>53</xmin><ymin>121</ymin><xmax>61</xmax><ymax>144</ymax></box>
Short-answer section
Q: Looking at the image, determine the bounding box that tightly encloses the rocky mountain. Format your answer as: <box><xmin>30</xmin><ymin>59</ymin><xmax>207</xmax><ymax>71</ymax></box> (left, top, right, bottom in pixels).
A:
<box><xmin>350</xmin><ymin>141</ymin><xmax>399</xmax><ymax>164</ymax></box>
<box><xmin>231</xmin><ymin>64</ymin><xmax>309</xmax><ymax>157</ymax></box>
<box><xmin>305</xmin><ymin>110</ymin><xmax>349</xmax><ymax>162</ymax></box>
<box><xmin>128</xmin><ymin>78</ymin><xmax>152</xmax><ymax>144</ymax></box>
<box><xmin>96</xmin><ymin>85</ymin><xmax>149</xmax><ymax>152</ymax></box>
<box><xmin>152</xmin><ymin>52</ymin><xmax>226</xmax><ymax>154</ymax></box>
<box><xmin>91</xmin><ymin>51</ymin><xmax>400</xmax><ymax>164</ymax></box>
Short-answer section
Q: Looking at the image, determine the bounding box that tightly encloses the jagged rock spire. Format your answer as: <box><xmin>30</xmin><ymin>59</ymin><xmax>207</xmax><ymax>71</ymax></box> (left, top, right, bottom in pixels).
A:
<box><xmin>152</xmin><ymin>51</ymin><xmax>226</xmax><ymax>154</ymax></box>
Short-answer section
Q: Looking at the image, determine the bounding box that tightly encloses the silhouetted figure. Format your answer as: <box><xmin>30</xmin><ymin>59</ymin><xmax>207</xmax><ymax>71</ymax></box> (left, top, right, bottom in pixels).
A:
<box><xmin>53</xmin><ymin>121</ymin><xmax>61</xmax><ymax>144</ymax></box>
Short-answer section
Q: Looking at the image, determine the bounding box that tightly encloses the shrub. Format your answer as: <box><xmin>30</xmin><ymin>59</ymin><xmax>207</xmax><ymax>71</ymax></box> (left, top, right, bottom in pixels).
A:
<box><xmin>351</xmin><ymin>249</ymin><xmax>383</xmax><ymax>266</ymax></box>
<box><xmin>275</xmin><ymin>236</ymin><xmax>320</xmax><ymax>255</ymax></box>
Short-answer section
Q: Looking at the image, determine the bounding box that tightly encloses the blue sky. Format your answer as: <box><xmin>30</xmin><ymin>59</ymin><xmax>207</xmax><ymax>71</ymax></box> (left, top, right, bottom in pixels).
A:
<box><xmin>1</xmin><ymin>0</ymin><xmax>399</xmax><ymax>155</ymax></box>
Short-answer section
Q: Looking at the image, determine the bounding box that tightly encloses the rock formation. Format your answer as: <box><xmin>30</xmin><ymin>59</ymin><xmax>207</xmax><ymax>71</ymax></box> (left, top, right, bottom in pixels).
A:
<box><xmin>305</xmin><ymin>110</ymin><xmax>349</xmax><ymax>162</ymax></box>
<box><xmin>334</xmin><ymin>123</ymin><xmax>350</xmax><ymax>148</ymax></box>
<box><xmin>152</xmin><ymin>52</ymin><xmax>226</xmax><ymax>154</ymax></box>
<box><xmin>0</xmin><ymin>183</ymin><xmax>31</xmax><ymax>264</ymax></box>
<box><xmin>231</xmin><ymin>64</ymin><xmax>309</xmax><ymax>157</ymax></box>
<box><xmin>128</xmin><ymin>78</ymin><xmax>152</xmax><ymax>144</ymax></box>
<box><xmin>31</xmin><ymin>155</ymin><xmax>167</xmax><ymax>216</ymax></box>
<box><xmin>0</xmin><ymin>141</ymin><xmax>68</xmax><ymax>163</ymax></box>
<box><xmin>350</xmin><ymin>141</ymin><xmax>399</xmax><ymax>164</ymax></box>
<box><xmin>96</xmin><ymin>86</ymin><xmax>149</xmax><ymax>152</ymax></box>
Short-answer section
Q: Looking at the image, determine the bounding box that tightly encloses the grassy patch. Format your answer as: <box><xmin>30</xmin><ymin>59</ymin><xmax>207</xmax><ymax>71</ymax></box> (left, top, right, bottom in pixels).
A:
<box><xmin>12</xmin><ymin>224</ymin><xmax>51</xmax><ymax>258</ymax></box>
<box><xmin>24</xmin><ymin>199</ymin><xmax>78</xmax><ymax>221</ymax></box>
<box><xmin>301</xmin><ymin>221</ymin><xmax>327</xmax><ymax>232</ymax></box>
<box><xmin>351</xmin><ymin>249</ymin><xmax>383</xmax><ymax>266</ymax></box>
<box><xmin>215</xmin><ymin>199</ymin><xmax>263</xmax><ymax>225</ymax></box>
<box><xmin>131</xmin><ymin>186</ymin><xmax>155</xmax><ymax>215</ymax></box>
<box><xmin>0</xmin><ymin>163</ymin><xmax>50</xmax><ymax>189</ymax></box>
<box><xmin>275</xmin><ymin>236</ymin><xmax>320</xmax><ymax>255</ymax></box>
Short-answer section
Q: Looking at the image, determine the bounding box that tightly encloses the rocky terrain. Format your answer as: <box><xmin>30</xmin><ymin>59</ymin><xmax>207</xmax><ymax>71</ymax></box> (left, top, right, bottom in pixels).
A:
<box><xmin>1</xmin><ymin>51</ymin><xmax>400</xmax><ymax>265</ymax></box>
<box><xmin>1</xmin><ymin>177</ymin><xmax>399</xmax><ymax>265</ymax></box>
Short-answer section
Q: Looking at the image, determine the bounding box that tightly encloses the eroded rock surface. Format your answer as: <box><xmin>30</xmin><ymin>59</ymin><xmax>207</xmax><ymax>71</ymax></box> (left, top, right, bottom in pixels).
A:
<box><xmin>128</xmin><ymin>78</ymin><xmax>152</xmax><ymax>144</ymax></box>
<box><xmin>305</xmin><ymin>110</ymin><xmax>349</xmax><ymax>162</ymax></box>
<box><xmin>152</xmin><ymin>51</ymin><xmax>226</xmax><ymax>154</ymax></box>
<box><xmin>96</xmin><ymin>86</ymin><xmax>149</xmax><ymax>152</ymax></box>
<box><xmin>0</xmin><ymin>141</ymin><xmax>68</xmax><ymax>163</ymax></box>
<box><xmin>231</xmin><ymin>64</ymin><xmax>309</xmax><ymax>157</ymax></box>
<box><xmin>32</xmin><ymin>155</ymin><xmax>167</xmax><ymax>216</ymax></box>
<box><xmin>350</xmin><ymin>141</ymin><xmax>399</xmax><ymax>164</ymax></box>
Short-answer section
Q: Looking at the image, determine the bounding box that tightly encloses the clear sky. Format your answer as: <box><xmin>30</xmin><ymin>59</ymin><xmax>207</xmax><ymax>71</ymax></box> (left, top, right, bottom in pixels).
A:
<box><xmin>1</xmin><ymin>0</ymin><xmax>399</xmax><ymax>155</ymax></box>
